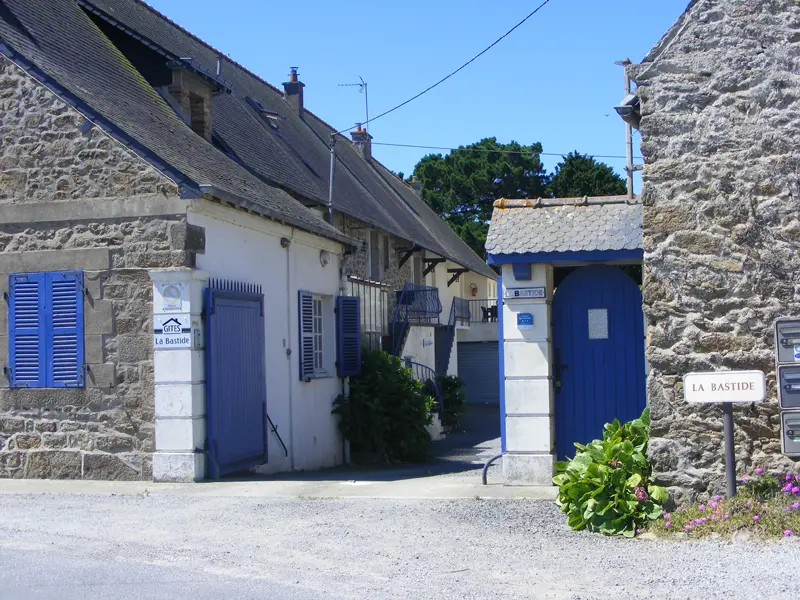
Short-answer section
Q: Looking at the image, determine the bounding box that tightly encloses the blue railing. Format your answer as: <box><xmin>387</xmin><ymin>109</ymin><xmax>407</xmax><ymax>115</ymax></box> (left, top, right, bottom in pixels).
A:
<box><xmin>405</xmin><ymin>359</ymin><xmax>443</xmax><ymax>417</ymax></box>
<box><xmin>435</xmin><ymin>297</ymin><xmax>469</xmax><ymax>375</ymax></box>
<box><xmin>391</xmin><ymin>283</ymin><xmax>442</xmax><ymax>355</ymax></box>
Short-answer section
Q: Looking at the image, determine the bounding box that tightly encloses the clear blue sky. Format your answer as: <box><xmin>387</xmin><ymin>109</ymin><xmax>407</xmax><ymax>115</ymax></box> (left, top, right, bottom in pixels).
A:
<box><xmin>148</xmin><ymin>0</ymin><xmax>688</xmax><ymax>187</ymax></box>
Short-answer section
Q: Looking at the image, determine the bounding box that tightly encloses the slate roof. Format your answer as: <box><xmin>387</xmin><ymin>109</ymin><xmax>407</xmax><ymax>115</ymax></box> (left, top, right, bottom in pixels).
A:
<box><xmin>485</xmin><ymin>196</ymin><xmax>643</xmax><ymax>256</ymax></box>
<box><xmin>0</xmin><ymin>0</ymin><xmax>494</xmax><ymax>279</ymax></box>
<box><xmin>0</xmin><ymin>0</ymin><xmax>358</xmax><ymax>246</ymax></box>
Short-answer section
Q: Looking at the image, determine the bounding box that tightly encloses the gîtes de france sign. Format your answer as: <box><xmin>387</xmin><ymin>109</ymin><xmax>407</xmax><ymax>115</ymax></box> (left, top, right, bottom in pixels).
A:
<box><xmin>683</xmin><ymin>370</ymin><xmax>766</xmax><ymax>404</ymax></box>
<box><xmin>153</xmin><ymin>313</ymin><xmax>201</xmax><ymax>350</ymax></box>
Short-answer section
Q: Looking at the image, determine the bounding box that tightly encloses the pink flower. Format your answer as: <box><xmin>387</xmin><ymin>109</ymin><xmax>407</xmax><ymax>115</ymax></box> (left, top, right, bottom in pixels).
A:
<box><xmin>755</xmin><ymin>467</ymin><xmax>763</xmax><ymax>474</ymax></box>
<box><xmin>713</xmin><ymin>495</ymin><xmax>721</xmax><ymax>501</ymax></box>
<box><xmin>698</xmin><ymin>504</ymin><xmax>706</xmax><ymax>511</ymax></box>
<box><xmin>792</xmin><ymin>486</ymin><xmax>799</xmax><ymax>494</ymax></box>
<box><xmin>711</xmin><ymin>515</ymin><xmax>717</xmax><ymax>521</ymax></box>
<box><xmin>710</xmin><ymin>501</ymin><xmax>718</xmax><ymax>509</ymax></box>
<box><xmin>753</xmin><ymin>515</ymin><xmax>760</xmax><ymax>521</ymax></box>
<box><xmin>785</xmin><ymin>530</ymin><xmax>792</xmax><ymax>537</ymax></box>
<box><xmin>665</xmin><ymin>522</ymin><xmax>671</xmax><ymax>528</ymax></box>
<box><xmin>746</xmin><ymin>501</ymin><xmax>752</xmax><ymax>508</ymax></box>
<box><xmin>684</xmin><ymin>525</ymin><xmax>692</xmax><ymax>531</ymax></box>
<box><xmin>663</xmin><ymin>513</ymin><xmax>671</xmax><ymax>520</ymax></box>
<box><xmin>793</xmin><ymin>502</ymin><xmax>799</xmax><ymax>510</ymax></box>
<box><xmin>787</xmin><ymin>474</ymin><xmax>794</xmax><ymax>482</ymax></box>
<box><xmin>634</xmin><ymin>487</ymin><xmax>648</xmax><ymax>502</ymax></box>
<box><xmin>787</xmin><ymin>506</ymin><xmax>792</xmax><ymax>513</ymax></box>
<box><xmin>724</xmin><ymin>514</ymin><xmax>730</xmax><ymax>520</ymax></box>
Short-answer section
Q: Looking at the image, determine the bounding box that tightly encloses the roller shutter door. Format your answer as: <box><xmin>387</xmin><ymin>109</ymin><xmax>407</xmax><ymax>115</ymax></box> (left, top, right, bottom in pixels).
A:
<box><xmin>457</xmin><ymin>342</ymin><xmax>500</xmax><ymax>405</ymax></box>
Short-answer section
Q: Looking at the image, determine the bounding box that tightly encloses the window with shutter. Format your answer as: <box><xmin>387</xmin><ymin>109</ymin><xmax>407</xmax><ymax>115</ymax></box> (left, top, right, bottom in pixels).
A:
<box><xmin>298</xmin><ymin>290</ymin><xmax>315</xmax><ymax>380</ymax></box>
<box><xmin>336</xmin><ymin>296</ymin><xmax>361</xmax><ymax>377</ymax></box>
<box><xmin>7</xmin><ymin>270</ymin><xmax>84</xmax><ymax>388</ymax></box>
<box><xmin>8</xmin><ymin>273</ymin><xmax>45</xmax><ymax>387</ymax></box>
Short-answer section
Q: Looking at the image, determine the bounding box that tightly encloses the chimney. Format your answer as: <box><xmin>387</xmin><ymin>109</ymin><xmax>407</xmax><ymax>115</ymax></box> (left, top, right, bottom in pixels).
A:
<box><xmin>167</xmin><ymin>60</ymin><xmax>213</xmax><ymax>141</ymax></box>
<box><xmin>283</xmin><ymin>67</ymin><xmax>305</xmax><ymax>118</ymax></box>
<box><xmin>350</xmin><ymin>123</ymin><xmax>372</xmax><ymax>161</ymax></box>
<box><xmin>409</xmin><ymin>176</ymin><xmax>422</xmax><ymax>196</ymax></box>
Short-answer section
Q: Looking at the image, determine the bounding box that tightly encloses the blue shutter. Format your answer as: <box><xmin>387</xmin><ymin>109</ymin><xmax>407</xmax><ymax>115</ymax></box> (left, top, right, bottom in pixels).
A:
<box><xmin>8</xmin><ymin>273</ymin><xmax>46</xmax><ymax>388</ymax></box>
<box><xmin>298</xmin><ymin>290</ymin><xmax>315</xmax><ymax>380</ymax></box>
<box><xmin>46</xmin><ymin>271</ymin><xmax>84</xmax><ymax>387</ymax></box>
<box><xmin>336</xmin><ymin>296</ymin><xmax>361</xmax><ymax>377</ymax></box>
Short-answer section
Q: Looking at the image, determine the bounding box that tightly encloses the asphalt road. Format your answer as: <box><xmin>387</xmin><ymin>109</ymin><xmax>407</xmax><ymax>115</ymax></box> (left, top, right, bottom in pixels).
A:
<box><xmin>0</xmin><ymin>546</ymin><xmax>329</xmax><ymax>600</ymax></box>
<box><xmin>1</xmin><ymin>492</ymin><xmax>799</xmax><ymax>600</ymax></box>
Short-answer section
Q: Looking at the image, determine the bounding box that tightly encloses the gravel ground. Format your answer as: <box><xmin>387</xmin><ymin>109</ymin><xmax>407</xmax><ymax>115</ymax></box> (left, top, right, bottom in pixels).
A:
<box><xmin>1</xmin><ymin>493</ymin><xmax>798</xmax><ymax>599</ymax></box>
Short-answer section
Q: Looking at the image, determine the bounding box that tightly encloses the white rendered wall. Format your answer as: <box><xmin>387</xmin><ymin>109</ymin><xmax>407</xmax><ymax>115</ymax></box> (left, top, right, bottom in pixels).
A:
<box><xmin>189</xmin><ymin>200</ymin><xmax>345</xmax><ymax>475</ymax></box>
<box><xmin>402</xmin><ymin>325</ymin><xmax>436</xmax><ymax>372</ymax></box>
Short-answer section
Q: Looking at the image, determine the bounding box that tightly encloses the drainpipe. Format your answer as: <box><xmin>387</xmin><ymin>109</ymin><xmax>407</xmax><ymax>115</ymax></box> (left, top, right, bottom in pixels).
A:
<box><xmin>339</xmin><ymin>249</ymin><xmax>355</xmax><ymax>465</ymax></box>
<box><xmin>282</xmin><ymin>234</ymin><xmax>296</xmax><ymax>470</ymax></box>
<box><xmin>327</xmin><ymin>134</ymin><xmax>336</xmax><ymax>224</ymax></box>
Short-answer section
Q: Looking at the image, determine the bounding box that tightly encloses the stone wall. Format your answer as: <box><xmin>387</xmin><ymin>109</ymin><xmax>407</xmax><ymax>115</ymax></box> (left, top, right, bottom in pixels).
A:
<box><xmin>0</xmin><ymin>54</ymin><xmax>199</xmax><ymax>479</ymax></box>
<box><xmin>632</xmin><ymin>0</ymin><xmax>800</xmax><ymax>500</ymax></box>
<box><xmin>335</xmin><ymin>214</ymin><xmax>414</xmax><ymax>289</ymax></box>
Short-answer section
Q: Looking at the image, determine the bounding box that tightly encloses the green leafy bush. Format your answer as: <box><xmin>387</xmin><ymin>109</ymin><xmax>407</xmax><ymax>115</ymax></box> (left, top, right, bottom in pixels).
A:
<box><xmin>431</xmin><ymin>375</ymin><xmax>466</xmax><ymax>430</ymax></box>
<box><xmin>332</xmin><ymin>350</ymin><xmax>435</xmax><ymax>463</ymax></box>
<box><xmin>553</xmin><ymin>408</ymin><xmax>669</xmax><ymax>537</ymax></box>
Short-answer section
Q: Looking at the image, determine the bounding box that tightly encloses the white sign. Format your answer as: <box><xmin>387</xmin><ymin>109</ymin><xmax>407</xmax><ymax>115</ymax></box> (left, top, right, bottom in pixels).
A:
<box><xmin>683</xmin><ymin>370</ymin><xmax>766</xmax><ymax>404</ymax></box>
<box><xmin>153</xmin><ymin>313</ymin><xmax>198</xmax><ymax>349</ymax></box>
<box><xmin>156</xmin><ymin>281</ymin><xmax>185</xmax><ymax>313</ymax></box>
<box><xmin>503</xmin><ymin>287</ymin><xmax>546</xmax><ymax>300</ymax></box>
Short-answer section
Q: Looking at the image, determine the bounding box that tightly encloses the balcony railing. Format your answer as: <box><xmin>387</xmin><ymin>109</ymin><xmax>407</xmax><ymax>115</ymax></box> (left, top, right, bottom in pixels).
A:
<box><xmin>466</xmin><ymin>299</ymin><xmax>499</xmax><ymax>324</ymax></box>
<box><xmin>346</xmin><ymin>276</ymin><xmax>390</xmax><ymax>351</ymax></box>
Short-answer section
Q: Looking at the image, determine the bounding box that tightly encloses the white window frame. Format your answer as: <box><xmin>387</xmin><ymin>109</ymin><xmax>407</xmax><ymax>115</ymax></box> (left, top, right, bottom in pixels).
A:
<box><xmin>310</xmin><ymin>293</ymin><xmax>334</xmax><ymax>378</ymax></box>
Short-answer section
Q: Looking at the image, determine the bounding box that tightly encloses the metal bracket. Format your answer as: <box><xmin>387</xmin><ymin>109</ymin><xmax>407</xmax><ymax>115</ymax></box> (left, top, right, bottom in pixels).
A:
<box><xmin>397</xmin><ymin>246</ymin><xmax>420</xmax><ymax>269</ymax></box>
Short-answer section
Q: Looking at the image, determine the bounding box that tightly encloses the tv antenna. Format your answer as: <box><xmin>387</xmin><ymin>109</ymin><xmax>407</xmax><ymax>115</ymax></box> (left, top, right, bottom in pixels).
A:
<box><xmin>338</xmin><ymin>77</ymin><xmax>369</xmax><ymax>133</ymax></box>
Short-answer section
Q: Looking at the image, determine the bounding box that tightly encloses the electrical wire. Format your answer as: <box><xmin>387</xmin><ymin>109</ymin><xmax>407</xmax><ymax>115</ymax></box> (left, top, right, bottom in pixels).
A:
<box><xmin>334</xmin><ymin>0</ymin><xmax>553</xmax><ymax>135</ymax></box>
<box><xmin>371</xmin><ymin>142</ymin><xmax>643</xmax><ymax>161</ymax></box>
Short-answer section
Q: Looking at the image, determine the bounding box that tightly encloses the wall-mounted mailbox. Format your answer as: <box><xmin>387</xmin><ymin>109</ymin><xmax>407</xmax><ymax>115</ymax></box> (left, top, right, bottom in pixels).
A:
<box><xmin>782</xmin><ymin>412</ymin><xmax>800</xmax><ymax>456</ymax></box>
<box><xmin>775</xmin><ymin>319</ymin><xmax>800</xmax><ymax>365</ymax></box>
<box><xmin>779</xmin><ymin>365</ymin><xmax>800</xmax><ymax>409</ymax></box>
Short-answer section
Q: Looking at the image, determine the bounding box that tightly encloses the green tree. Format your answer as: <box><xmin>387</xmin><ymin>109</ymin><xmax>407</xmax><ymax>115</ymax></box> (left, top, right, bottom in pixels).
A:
<box><xmin>411</xmin><ymin>138</ymin><xmax>548</xmax><ymax>257</ymax></box>
<box><xmin>547</xmin><ymin>151</ymin><xmax>627</xmax><ymax>198</ymax></box>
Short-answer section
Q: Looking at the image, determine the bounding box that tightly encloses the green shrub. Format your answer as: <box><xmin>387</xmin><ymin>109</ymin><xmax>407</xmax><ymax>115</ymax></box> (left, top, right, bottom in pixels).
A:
<box><xmin>425</xmin><ymin>375</ymin><xmax>466</xmax><ymax>430</ymax></box>
<box><xmin>553</xmin><ymin>408</ymin><xmax>669</xmax><ymax>537</ymax></box>
<box><xmin>332</xmin><ymin>350</ymin><xmax>435</xmax><ymax>463</ymax></box>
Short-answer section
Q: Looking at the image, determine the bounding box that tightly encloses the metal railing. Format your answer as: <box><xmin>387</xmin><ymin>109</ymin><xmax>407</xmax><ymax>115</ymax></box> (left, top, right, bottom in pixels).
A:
<box><xmin>405</xmin><ymin>359</ymin><xmax>443</xmax><ymax>417</ymax></box>
<box><xmin>466</xmin><ymin>299</ymin><xmax>499</xmax><ymax>324</ymax></box>
<box><xmin>453</xmin><ymin>297</ymin><xmax>472</xmax><ymax>326</ymax></box>
<box><xmin>391</xmin><ymin>283</ymin><xmax>442</xmax><ymax>355</ymax></box>
<box><xmin>346</xmin><ymin>277</ymin><xmax>390</xmax><ymax>351</ymax></box>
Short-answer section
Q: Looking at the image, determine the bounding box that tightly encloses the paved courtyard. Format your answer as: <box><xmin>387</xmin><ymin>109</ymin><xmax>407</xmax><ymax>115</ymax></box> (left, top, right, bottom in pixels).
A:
<box><xmin>1</xmin><ymin>481</ymin><xmax>799</xmax><ymax>600</ymax></box>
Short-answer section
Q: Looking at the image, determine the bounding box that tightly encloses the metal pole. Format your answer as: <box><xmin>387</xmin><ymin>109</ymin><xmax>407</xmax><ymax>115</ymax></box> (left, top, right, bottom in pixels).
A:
<box><xmin>363</xmin><ymin>80</ymin><xmax>369</xmax><ymax>134</ymax></box>
<box><xmin>722</xmin><ymin>402</ymin><xmax>737</xmax><ymax>497</ymax></box>
<box><xmin>623</xmin><ymin>68</ymin><xmax>634</xmax><ymax>199</ymax></box>
<box><xmin>327</xmin><ymin>134</ymin><xmax>335</xmax><ymax>224</ymax></box>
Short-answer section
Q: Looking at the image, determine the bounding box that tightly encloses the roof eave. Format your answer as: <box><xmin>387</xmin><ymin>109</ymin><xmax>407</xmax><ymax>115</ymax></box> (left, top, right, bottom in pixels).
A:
<box><xmin>197</xmin><ymin>185</ymin><xmax>359</xmax><ymax>249</ymax></box>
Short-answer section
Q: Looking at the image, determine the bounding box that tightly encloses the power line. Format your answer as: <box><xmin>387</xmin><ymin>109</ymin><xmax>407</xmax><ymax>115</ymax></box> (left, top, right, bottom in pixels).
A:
<box><xmin>334</xmin><ymin>0</ymin><xmax>552</xmax><ymax>135</ymax></box>
<box><xmin>371</xmin><ymin>142</ymin><xmax>643</xmax><ymax>161</ymax></box>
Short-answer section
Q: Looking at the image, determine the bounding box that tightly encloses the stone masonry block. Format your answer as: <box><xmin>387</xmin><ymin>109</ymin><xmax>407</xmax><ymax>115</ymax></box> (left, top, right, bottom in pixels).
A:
<box><xmin>0</xmin><ymin>248</ymin><xmax>110</xmax><ymax>274</ymax></box>
<box><xmin>86</xmin><ymin>363</ymin><xmax>116</xmax><ymax>389</ymax></box>
<box><xmin>84</xmin><ymin>334</ymin><xmax>105</xmax><ymax>364</ymax></box>
<box><xmin>82</xmin><ymin>453</ymin><xmax>142</xmax><ymax>480</ymax></box>
<box><xmin>0</xmin><ymin>451</ymin><xmax>25</xmax><ymax>478</ymax></box>
<box><xmin>85</xmin><ymin>299</ymin><xmax>114</xmax><ymax>335</ymax></box>
<box><xmin>25</xmin><ymin>450</ymin><xmax>82</xmax><ymax>479</ymax></box>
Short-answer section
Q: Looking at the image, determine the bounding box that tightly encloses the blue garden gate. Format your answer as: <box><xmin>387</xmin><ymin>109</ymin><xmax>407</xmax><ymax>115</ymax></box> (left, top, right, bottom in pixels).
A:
<box><xmin>205</xmin><ymin>279</ymin><xmax>267</xmax><ymax>478</ymax></box>
<box><xmin>552</xmin><ymin>265</ymin><xmax>646</xmax><ymax>460</ymax></box>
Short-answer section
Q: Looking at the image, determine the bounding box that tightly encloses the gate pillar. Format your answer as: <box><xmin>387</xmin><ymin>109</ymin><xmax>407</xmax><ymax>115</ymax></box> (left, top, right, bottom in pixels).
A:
<box><xmin>149</xmin><ymin>268</ymin><xmax>208</xmax><ymax>482</ymax></box>
<box><xmin>500</xmin><ymin>263</ymin><xmax>555</xmax><ymax>486</ymax></box>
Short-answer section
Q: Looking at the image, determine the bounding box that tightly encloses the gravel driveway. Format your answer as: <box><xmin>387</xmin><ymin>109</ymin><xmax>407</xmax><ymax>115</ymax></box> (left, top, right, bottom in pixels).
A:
<box><xmin>0</xmin><ymin>493</ymin><xmax>797</xmax><ymax>600</ymax></box>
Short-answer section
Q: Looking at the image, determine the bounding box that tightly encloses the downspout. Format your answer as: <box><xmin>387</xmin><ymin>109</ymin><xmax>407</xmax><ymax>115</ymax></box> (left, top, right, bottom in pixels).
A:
<box><xmin>339</xmin><ymin>248</ymin><xmax>355</xmax><ymax>465</ymax></box>
<box><xmin>327</xmin><ymin>134</ymin><xmax>336</xmax><ymax>224</ymax></box>
<box><xmin>283</xmin><ymin>234</ymin><xmax>296</xmax><ymax>470</ymax></box>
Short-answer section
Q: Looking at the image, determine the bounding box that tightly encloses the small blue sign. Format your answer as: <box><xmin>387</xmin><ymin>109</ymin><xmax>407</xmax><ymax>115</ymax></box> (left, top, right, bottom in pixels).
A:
<box><xmin>517</xmin><ymin>313</ymin><xmax>534</xmax><ymax>330</ymax></box>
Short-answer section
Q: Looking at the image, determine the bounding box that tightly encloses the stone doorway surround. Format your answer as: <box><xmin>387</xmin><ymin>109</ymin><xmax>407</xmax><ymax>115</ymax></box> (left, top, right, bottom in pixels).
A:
<box><xmin>485</xmin><ymin>196</ymin><xmax>643</xmax><ymax>485</ymax></box>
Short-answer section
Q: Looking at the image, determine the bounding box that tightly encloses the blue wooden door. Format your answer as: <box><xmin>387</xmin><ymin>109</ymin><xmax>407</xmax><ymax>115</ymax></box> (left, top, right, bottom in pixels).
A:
<box><xmin>205</xmin><ymin>280</ymin><xmax>267</xmax><ymax>478</ymax></box>
<box><xmin>552</xmin><ymin>265</ymin><xmax>646</xmax><ymax>460</ymax></box>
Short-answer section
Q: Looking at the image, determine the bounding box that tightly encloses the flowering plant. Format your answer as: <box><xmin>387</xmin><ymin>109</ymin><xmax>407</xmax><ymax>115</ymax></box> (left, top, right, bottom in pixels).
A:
<box><xmin>653</xmin><ymin>468</ymin><xmax>800</xmax><ymax>538</ymax></box>
<box><xmin>553</xmin><ymin>408</ymin><xmax>669</xmax><ymax>537</ymax></box>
